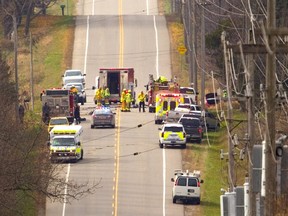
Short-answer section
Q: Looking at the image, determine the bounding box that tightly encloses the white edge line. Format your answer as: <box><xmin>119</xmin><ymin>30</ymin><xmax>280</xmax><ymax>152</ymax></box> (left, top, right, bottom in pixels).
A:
<box><xmin>163</xmin><ymin>149</ymin><xmax>166</xmax><ymax>216</ymax></box>
<box><xmin>146</xmin><ymin>0</ymin><xmax>149</xmax><ymax>15</ymax></box>
<box><xmin>92</xmin><ymin>0</ymin><xmax>95</xmax><ymax>15</ymax></box>
<box><xmin>62</xmin><ymin>164</ymin><xmax>71</xmax><ymax>216</ymax></box>
<box><xmin>153</xmin><ymin>16</ymin><xmax>159</xmax><ymax>79</ymax></box>
<box><xmin>84</xmin><ymin>16</ymin><xmax>89</xmax><ymax>75</ymax></box>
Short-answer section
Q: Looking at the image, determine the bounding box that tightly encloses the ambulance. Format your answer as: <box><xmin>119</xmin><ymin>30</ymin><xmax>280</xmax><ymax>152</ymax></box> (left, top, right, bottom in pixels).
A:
<box><xmin>49</xmin><ymin>125</ymin><xmax>84</xmax><ymax>162</ymax></box>
<box><xmin>155</xmin><ymin>93</ymin><xmax>183</xmax><ymax>124</ymax></box>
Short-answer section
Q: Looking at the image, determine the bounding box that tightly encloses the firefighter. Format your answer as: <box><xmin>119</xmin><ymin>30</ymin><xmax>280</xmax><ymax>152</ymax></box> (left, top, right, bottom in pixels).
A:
<box><xmin>104</xmin><ymin>87</ymin><xmax>110</xmax><ymax>106</ymax></box>
<box><xmin>138</xmin><ymin>91</ymin><xmax>146</xmax><ymax>112</ymax></box>
<box><xmin>94</xmin><ymin>87</ymin><xmax>103</xmax><ymax>106</ymax></box>
<box><xmin>70</xmin><ymin>85</ymin><xmax>78</xmax><ymax>94</ymax></box>
<box><xmin>121</xmin><ymin>89</ymin><xmax>127</xmax><ymax>112</ymax></box>
<box><xmin>42</xmin><ymin>102</ymin><xmax>51</xmax><ymax>124</ymax></box>
<box><xmin>223</xmin><ymin>89</ymin><xmax>228</xmax><ymax>98</ymax></box>
<box><xmin>125</xmin><ymin>90</ymin><xmax>132</xmax><ymax>112</ymax></box>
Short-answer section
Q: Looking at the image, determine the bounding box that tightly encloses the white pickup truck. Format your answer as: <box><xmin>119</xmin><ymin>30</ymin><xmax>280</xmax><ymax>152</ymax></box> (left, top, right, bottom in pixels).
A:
<box><xmin>166</xmin><ymin>104</ymin><xmax>201</xmax><ymax>122</ymax></box>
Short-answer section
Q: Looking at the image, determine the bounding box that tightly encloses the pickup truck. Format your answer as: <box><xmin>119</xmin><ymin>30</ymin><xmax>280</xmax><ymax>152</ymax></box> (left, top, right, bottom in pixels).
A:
<box><xmin>166</xmin><ymin>104</ymin><xmax>201</xmax><ymax>122</ymax></box>
<box><xmin>182</xmin><ymin>111</ymin><xmax>220</xmax><ymax>131</ymax></box>
<box><xmin>178</xmin><ymin>116</ymin><xmax>203</xmax><ymax>143</ymax></box>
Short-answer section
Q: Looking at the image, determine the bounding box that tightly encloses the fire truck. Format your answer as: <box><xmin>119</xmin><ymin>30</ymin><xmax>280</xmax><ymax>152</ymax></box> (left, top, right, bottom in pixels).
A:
<box><xmin>146</xmin><ymin>74</ymin><xmax>180</xmax><ymax>113</ymax></box>
<box><xmin>154</xmin><ymin>92</ymin><xmax>183</xmax><ymax>124</ymax></box>
<box><xmin>41</xmin><ymin>89</ymin><xmax>75</xmax><ymax>123</ymax></box>
<box><xmin>93</xmin><ymin>68</ymin><xmax>137</xmax><ymax>104</ymax></box>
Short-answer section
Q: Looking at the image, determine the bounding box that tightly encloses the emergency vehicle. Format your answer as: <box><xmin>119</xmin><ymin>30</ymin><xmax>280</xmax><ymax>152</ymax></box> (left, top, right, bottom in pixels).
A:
<box><xmin>41</xmin><ymin>88</ymin><xmax>75</xmax><ymax>119</ymax></box>
<box><xmin>171</xmin><ymin>169</ymin><xmax>204</xmax><ymax>204</ymax></box>
<box><xmin>154</xmin><ymin>93</ymin><xmax>183</xmax><ymax>124</ymax></box>
<box><xmin>49</xmin><ymin>125</ymin><xmax>84</xmax><ymax>162</ymax></box>
<box><xmin>93</xmin><ymin>68</ymin><xmax>137</xmax><ymax>104</ymax></box>
<box><xmin>146</xmin><ymin>74</ymin><xmax>180</xmax><ymax>113</ymax></box>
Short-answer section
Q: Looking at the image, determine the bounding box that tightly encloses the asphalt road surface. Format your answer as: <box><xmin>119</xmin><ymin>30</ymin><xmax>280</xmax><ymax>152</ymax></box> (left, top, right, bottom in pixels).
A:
<box><xmin>46</xmin><ymin>0</ymin><xmax>185</xmax><ymax>215</ymax></box>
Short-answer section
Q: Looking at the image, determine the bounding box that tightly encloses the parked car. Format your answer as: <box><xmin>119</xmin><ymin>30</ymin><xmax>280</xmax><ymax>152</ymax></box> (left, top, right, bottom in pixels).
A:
<box><xmin>178</xmin><ymin>116</ymin><xmax>203</xmax><ymax>143</ymax></box>
<box><xmin>62</xmin><ymin>69</ymin><xmax>86</xmax><ymax>86</ymax></box>
<box><xmin>171</xmin><ymin>169</ymin><xmax>204</xmax><ymax>204</ymax></box>
<box><xmin>166</xmin><ymin>104</ymin><xmax>202</xmax><ymax>122</ymax></box>
<box><xmin>205</xmin><ymin>92</ymin><xmax>219</xmax><ymax>106</ymax></box>
<box><xmin>158</xmin><ymin>123</ymin><xmax>186</xmax><ymax>149</ymax></box>
<box><xmin>183</xmin><ymin>111</ymin><xmax>220</xmax><ymax>131</ymax></box>
<box><xmin>48</xmin><ymin>117</ymin><xmax>70</xmax><ymax>132</ymax></box>
<box><xmin>91</xmin><ymin>106</ymin><xmax>116</xmax><ymax>128</ymax></box>
<box><xmin>63</xmin><ymin>83</ymin><xmax>87</xmax><ymax>105</ymax></box>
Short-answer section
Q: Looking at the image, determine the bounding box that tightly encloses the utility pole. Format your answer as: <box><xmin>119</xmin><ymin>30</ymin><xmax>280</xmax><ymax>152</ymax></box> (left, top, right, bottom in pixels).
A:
<box><xmin>13</xmin><ymin>14</ymin><xmax>19</xmax><ymax>122</ymax></box>
<box><xmin>30</xmin><ymin>32</ymin><xmax>34</xmax><ymax>111</ymax></box>
<box><xmin>200</xmin><ymin>0</ymin><xmax>205</xmax><ymax>110</ymax></box>
<box><xmin>191</xmin><ymin>0</ymin><xmax>197</xmax><ymax>93</ymax></box>
<box><xmin>222</xmin><ymin>32</ymin><xmax>235</xmax><ymax>191</ymax></box>
<box><xmin>264</xmin><ymin>0</ymin><xmax>276</xmax><ymax>215</ymax></box>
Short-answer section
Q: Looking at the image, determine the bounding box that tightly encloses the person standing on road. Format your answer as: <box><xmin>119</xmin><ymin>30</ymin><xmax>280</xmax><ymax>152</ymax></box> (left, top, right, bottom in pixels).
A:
<box><xmin>74</xmin><ymin>104</ymin><xmax>81</xmax><ymax>124</ymax></box>
<box><xmin>42</xmin><ymin>102</ymin><xmax>51</xmax><ymax>124</ymax></box>
<box><xmin>138</xmin><ymin>91</ymin><xmax>146</xmax><ymax>112</ymax></box>
<box><xmin>120</xmin><ymin>89</ymin><xmax>127</xmax><ymax>112</ymax></box>
<box><xmin>125</xmin><ymin>90</ymin><xmax>132</xmax><ymax>112</ymax></box>
<box><xmin>104</xmin><ymin>87</ymin><xmax>110</xmax><ymax>106</ymax></box>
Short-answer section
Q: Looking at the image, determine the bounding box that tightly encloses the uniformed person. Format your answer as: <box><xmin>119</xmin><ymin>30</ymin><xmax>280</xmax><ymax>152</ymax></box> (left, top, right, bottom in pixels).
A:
<box><xmin>120</xmin><ymin>89</ymin><xmax>127</xmax><ymax>112</ymax></box>
<box><xmin>138</xmin><ymin>91</ymin><xmax>146</xmax><ymax>112</ymax></box>
<box><xmin>125</xmin><ymin>90</ymin><xmax>132</xmax><ymax>112</ymax></box>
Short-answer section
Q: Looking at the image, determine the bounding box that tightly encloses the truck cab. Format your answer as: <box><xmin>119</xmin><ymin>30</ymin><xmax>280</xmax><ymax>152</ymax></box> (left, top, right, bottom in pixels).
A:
<box><xmin>49</xmin><ymin>125</ymin><xmax>84</xmax><ymax>162</ymax></box>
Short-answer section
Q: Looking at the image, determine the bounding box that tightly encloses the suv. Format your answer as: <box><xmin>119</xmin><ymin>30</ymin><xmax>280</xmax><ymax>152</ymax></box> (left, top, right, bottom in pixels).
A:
<box><xmin>184</xmin><ymin>111</ymin><xmax>220</xmax><ymax>131</ymax></box>
<box><xmin>178</xmin><ymin>117</ymin><xmax>203</xmax><ymax>143</ymax></box>
<box><xmin>171</xmin><ymin>169</ymin><xmax>204</xmax><ymax>204</ymax></box>
<box><xmin>159</xmin><ymin>123</ymin><xmax>186</xmax><ymax>149</ymax></box>
<box><xmin>62</xmin><ymin>69</ymin><xmax>86</xmax><ymax>86</ymax></box>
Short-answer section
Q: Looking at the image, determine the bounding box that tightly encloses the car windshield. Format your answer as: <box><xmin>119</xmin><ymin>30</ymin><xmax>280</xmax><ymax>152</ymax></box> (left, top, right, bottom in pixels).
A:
<box><xmin>191</xmin><ymin>106</ymin><xmax>201</xmax><ymax>111</ymax></box>
<box><xmin>179</xmin><ymin>118</ymin><xmax>200</xmax><ymax>126</ymax></box>
<box><xmin>164</xmin><ymin>126</ymin><xmax>183</xmax><ymax>132</ymax></box>
<box><xmin>50</xmin><ymin>119</ymin><xmax>68</xmax><ymax>125</ymax></box>
<box><xmin>178</xmin><ymin>104</ymin><xmax>190</xmax><ymax>109</ymax></box>
<box><xmin>52</xmin><ymin>137</ymin><xmax>75</xmax><ymax>146</ymax></box>
<box><xmin>65</xmin><ymin>84</ymin><xmax>83</xmax><ymax>91</ymax></box>
<box><xmin>93</xmin><ymin>108</ymin><xmax>112</xmax><ymax>115</ymax></box>
<box><xmin>65</xmin><ymin>71</ymin><xmax>82</xmax><ymax>76</ymax></box>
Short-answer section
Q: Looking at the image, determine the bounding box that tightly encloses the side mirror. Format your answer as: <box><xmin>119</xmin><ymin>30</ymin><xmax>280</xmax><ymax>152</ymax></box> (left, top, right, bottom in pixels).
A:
<box><xmin>171</xmin><ymin>178</ymin><xmax>174</xmax><ymax>182</ymax></box>
<box><xmin>200</xmin><ymin>179</ymin><xmax>204</xmax><ymax>183</ymax></box>
<box><xmin>92</xmin><ymin>86</ymin><xmax>95</xmax><ymax>90</ymax></box>
<box><xmin>77</xmin><ymin>142</ymin><xmax>81</xmax><ymax>146</ymax></box>
<box><xmin>83</xmin><ymin>74</ymin><xmax>86</xmax><ymax>76</ymax></box>
<box><xmin>158</xmin><ymin>128</ymin><xmax>162</xmax><ymax>131</ymax></box>
<box><xmin>135</xmin><ymin>78</ymin><xmax>138</xmax><ymax>87</ymax></box>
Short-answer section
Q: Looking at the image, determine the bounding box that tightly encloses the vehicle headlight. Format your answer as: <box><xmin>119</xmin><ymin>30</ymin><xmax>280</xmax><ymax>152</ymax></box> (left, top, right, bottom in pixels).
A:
<box><xmin>70</xmin><ymin>149</ymin><xmax>76</xmax><ymax>152</ymax></box>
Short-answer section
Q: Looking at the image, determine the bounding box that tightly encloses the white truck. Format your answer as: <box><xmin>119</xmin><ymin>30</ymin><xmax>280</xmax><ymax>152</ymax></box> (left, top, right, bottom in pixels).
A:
<box><xmin>49</xmin><ymin>125</ymin><xmax>84</xmax><ymax>162</ymax></box>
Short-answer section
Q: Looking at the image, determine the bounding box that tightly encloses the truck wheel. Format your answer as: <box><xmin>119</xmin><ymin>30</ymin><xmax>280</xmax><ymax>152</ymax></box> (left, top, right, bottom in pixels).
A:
<box><xmin>182</xmin><ymin>144</ymin><xmax>186</xmax><ymax>149</ymax></box>
<box><xmin>111</xmin><ymin>124</ymin><xmax>115</xmax><ymax>128</ymax></box>
<box><xmin>80</xmin><ymin>149</ymin><xmax>83</xmax><ymax>160</ymax></box>
<box><xmin>173</xmin><ymin>197</ymin><xmax>176</xmax><ymax>204</ymax></box>
<box><xmin>91</xmin><ymin>125</ymin><xmax>94</xmax><ymax>129</ymax></box>
<box><xmin>198</xmin><ymin>139</ymin><xmax>202</xmax><ymax>144</ymax></box>
<box><xmin>159</xmin><ymin>143</ymin><xmax>163</xmax><ymax>148</ymax></box>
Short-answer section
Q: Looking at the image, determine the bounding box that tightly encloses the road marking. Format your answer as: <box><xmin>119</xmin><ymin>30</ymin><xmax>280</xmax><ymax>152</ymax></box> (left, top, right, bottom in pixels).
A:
<box><xmin>146</xmin><ymin>0</ymin><xmax>150</xmax><ymax>15</ymax></box>
<box><xmin>153</xmin><ymin>15</ymin><xmax>159</xmax><ymax>78</ymax></box>
<box><xmin>92</xmin><ymin>0</ymin><xmax>95</xmax><ymax>15</ymax></box>
<box><xmin>84</xmin><ymin>16</ymin><xmax>89</xmax><ymax>75</ymax></box>
<box><xmin>113</xmin><ymin>108</ymin><xmax>121</xmax><ymax>216</ymax></box>
<box><xmin>62</xmin><ymin>163</ymin><xmax>71</xmax><ymax>216</ymax></box>
<box><xmin>163</xmin><ymin>149</ymin><xmax>166</xmax><ymax>216</ymax></box>
<box><xmin>118</xmin><ymin>0</ymin><xmax>124</xmax><ymax>67</ymax></box>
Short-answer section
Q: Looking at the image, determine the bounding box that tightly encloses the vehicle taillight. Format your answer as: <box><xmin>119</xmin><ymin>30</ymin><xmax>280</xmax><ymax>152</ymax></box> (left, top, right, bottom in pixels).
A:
<box><xmin>198</xmin><ymin>127</ymin><xmax>202</xmax><ymax>134</ymax></box>
<box><xmin>161</xmin><ymin>132</ymin><xmax>164</xmax><ymax>138</ymax></box>
<box><xmin>183</xmin><ymin>132</ymin><xmax>186</xmax><ymax>138</ymax></box>
<box><xmin>197</xmin><ymin>182</ymin><xmax>201</xmax><ymax>187</ymax></box>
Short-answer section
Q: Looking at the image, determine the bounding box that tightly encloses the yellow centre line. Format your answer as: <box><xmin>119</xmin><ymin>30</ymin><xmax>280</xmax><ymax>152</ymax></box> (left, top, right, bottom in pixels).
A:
<box><xmin>114</xmin><ymin>2</ymin><xmax>124</xmax><ymax>215</ymax></box>
<box><xmin>118</xmin><ymin>0</ymin><xmax>124</xmax><ymax>67</ymax></box>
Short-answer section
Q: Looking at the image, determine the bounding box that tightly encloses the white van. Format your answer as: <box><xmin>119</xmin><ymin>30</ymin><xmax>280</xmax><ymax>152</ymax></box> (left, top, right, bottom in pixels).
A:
<box><xmin>171</xmin><ymin>169</ymin><xmax>204</xmax><ymax>204</ymax></box>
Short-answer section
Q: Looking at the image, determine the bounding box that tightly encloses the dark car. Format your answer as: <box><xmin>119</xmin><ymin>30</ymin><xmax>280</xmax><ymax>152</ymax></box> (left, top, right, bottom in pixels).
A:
<box><xmin>91</xmin><ymin>106</ymin><xmax>115</xmax><ymax>128</ymax></box>
<box><xmin>178</xmin><ymin>117</ymin><xmax>203</xmax><ymax>143</ymax></box>
<box><xmin>183</xmin><ymin>111</ymin><xmax>220</xmax><ymax>131</ymax></box>
<box><xmin>205</xmin><ymin>93</ymin><xmax>219</xmax><ymax>105</ymax></box>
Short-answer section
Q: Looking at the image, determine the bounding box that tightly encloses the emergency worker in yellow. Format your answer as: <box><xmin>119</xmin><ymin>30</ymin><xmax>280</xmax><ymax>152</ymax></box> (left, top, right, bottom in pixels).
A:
<box><xmin>138</xmin><ymin>91</ymin><xmax>146</xmax><ymax>112</ymax></box>
<box><xmin>94</xmin><ymin>87</ymin><xmax>103</xmax><ymax>106</ymax></box>
<box><xmin>125</xmin><ymin>90</ymin><xmax>132</xmax><ymax>112</ymax></box>
<box><xmin>121</xmin><ymin>89</ymin><xmax>127</xmax><ymax>112</ymax></box>
<box><xmin>104</xmin><ymin>87</ymin><xmax>110</xmax><ymax>106</ymax></box>
<box><xmin>70</xmin><ymin>85</ymin><xmax>78</xmax><ymax>94</ymax></box>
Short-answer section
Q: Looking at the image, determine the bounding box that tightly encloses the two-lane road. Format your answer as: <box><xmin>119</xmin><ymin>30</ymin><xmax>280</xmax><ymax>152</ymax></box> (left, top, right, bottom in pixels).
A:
<box><xmin>46</xmin><ymin>0</ymin><xmax>184</xmax><ymax>215</ymax></box>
